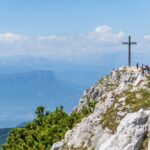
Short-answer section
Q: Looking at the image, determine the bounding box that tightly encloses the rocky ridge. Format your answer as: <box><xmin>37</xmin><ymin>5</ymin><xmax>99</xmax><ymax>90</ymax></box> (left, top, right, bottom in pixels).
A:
<box><xmin>51</xmin><ymin>67</ymin><xmax>150</xmax><ymax>150</ymax></box>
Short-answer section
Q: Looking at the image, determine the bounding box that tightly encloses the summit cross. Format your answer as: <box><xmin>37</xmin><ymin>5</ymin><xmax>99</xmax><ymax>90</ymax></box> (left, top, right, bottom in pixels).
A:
<box><xmin>122</xmin><ymin>36</ymin><xmax>137</xmax><ymax>67</ymax></box>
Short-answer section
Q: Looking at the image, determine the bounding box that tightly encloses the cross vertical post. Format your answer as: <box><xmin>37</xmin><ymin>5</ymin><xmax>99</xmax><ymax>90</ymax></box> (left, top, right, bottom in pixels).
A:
<box><xmin>129</xmin><ymin>36</ymin><xmax>131</xmax><ymax>67</ymax></box>
<box><xmin>122</xmin><ymin>36</ymin><xmax>137</xmax><ymax>67</ymax></box>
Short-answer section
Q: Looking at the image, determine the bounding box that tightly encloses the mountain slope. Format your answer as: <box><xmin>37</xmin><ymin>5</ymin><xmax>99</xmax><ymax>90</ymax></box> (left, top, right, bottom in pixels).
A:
<box><xmin>0</xmin><ymin>70</ymin><xmax>82</xmax><ymax>105</ymax></box>
<box><xmin>4</xmin><ymin>66</ymin><xmax>150</xmax><ymax>150</ymax></box>
<box><xmin>0</xmin><ymin>56</ymin><xmax>112</xmax><ymax>88</ymax></box>
<box><xmin>52</xmin><ymin>67</ymin><xmax>150</xmax><ymax>150</ymax></box>
<box><xmin>0</xmin><ymin>70</ymin><xmax>83</xmax><ymax>128</ymax></box>
<box><xmin>0</xmin><ymin>128</ymin><xmax>10</xmax><ymax>148</ymax></box>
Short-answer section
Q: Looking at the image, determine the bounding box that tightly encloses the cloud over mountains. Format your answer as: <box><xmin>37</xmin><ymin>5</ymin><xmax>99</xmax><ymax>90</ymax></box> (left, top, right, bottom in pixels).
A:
<box><xmin>0</xmin><ymin>33</ymin><xmax>27</xmax><ymax>43</ymax></box>
<box><xmin>0</xmin><ymin>25</ymin><xmax>149</xmax><ymax>64</ymax></box>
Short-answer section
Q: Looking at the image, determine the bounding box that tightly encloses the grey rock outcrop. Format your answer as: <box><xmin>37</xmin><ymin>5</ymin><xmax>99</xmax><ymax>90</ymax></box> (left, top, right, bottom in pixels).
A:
<box><xmin>98</xmin><ymin>109</ymin><xmax>149</xmax><ymax>150</ymax></box>
<box><xmin>51</xmin><ymin>67</ymin><xmax>150</xmax><ymax>150</ymax></box>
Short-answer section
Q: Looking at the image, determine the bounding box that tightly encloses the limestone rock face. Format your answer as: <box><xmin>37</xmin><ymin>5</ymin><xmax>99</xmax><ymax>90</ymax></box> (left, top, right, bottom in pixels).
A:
<box><xmin>51</xmin><ymin>140</ymin><xmax>65</xmax><ymax>150</ymax></box>
<box><xmin>51</xmin><ymin>67</ymin><xmax>150</xmax><ymax>150</ymax></box>
<box><xmin>98</xmin><ymin>110</ymin><xmax>149</xmax><ymax>150</ymax></box>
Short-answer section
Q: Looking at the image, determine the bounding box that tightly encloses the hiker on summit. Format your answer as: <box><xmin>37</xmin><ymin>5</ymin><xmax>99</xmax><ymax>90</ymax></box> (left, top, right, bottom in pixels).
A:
<box><xmin>146</xmin><ymin>65</ymin><xmax>150</xmax><ymax>74</ymax></box>
<box><xmin>136</xmin><ymin>62</ymin><xmax>139</xmax><ymax>69</ymax></box>
<box><xmin>140</xmin><ymin>64</ymin><xmax>150</xmax><ymax>76</ymax></box>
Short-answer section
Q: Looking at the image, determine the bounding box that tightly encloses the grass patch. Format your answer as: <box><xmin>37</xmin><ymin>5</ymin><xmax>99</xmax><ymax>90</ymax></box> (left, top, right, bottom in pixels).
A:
<box><xmin>70</xmin><ymin>146</ymin><xmax>88</xmax><ymax>150</ymax></box>
<box><xmin>140</xmin><ymin>132</ymin><xmax>150</xmax><ymax>150</ymax></box>
<box><xmin>100</xmin><ymin>95</ymin><xmax>123</xmax><ymax>134</ymax></box>
<box><xmin>101</xmin><ymin>88</ymin><xmax>150</xmax><ymax>133</ymax></box>
<box><xmin>125</xmin><ymin>89</ymin><xmax>150</xmax><ymax>112</ymax></box>
<box><xmin>146</xmin><ymin>76</ymin><xmax>150</xmax><ymax>88</ymax></box>
<box><xmin>71</xmin><ymin>100</ymin><xmax>97</xmax><ymax>127</ymax></box>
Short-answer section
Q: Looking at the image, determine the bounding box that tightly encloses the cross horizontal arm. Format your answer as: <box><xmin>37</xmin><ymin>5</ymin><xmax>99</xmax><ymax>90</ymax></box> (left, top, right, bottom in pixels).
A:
<box><xmin>122</xmin><ymin>42</ymin><xmax>129</xmax><ymax>44</ymax></box>
<box><xmin>122</xmin><ymin>42</ymin><xmax>137</xmax><ymax>45</ymax></box>
<box><xmin>130</xmin><ymin>42</ymin><xmax>137</xmax><ymax>44</ymax></box>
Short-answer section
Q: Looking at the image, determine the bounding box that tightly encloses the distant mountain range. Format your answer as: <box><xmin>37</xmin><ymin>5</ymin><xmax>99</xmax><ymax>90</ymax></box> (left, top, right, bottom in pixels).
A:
<box><xmin>0</xmin><ymin>56</ymin><xmax>113</xmax><ymax>87</ymax></box>
<box><xmin>0</xmin><ymin>70</ymin><xmax>82</xmax><ymax>107</ymax></box>
<box><xmin>0</xmin><ymin>70</ymin><xmax>83</xmax><ymax>127</ymax></box>
<box><xmin>0</xmin><ymin>128</ymin><xmax>10</xmax><ymax>148</ymax></box>
<box><xmin>0</xmin><ymin>56</ymin><xmax>113</xmax><ymax>128</ymax></box>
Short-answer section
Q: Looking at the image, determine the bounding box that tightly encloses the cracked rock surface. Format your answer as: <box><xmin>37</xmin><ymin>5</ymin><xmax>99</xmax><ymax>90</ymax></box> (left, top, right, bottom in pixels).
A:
<box><xmin>51</xmin><ymin>67</ymin><xmax>150</xmax><ymax>150</ymax></box>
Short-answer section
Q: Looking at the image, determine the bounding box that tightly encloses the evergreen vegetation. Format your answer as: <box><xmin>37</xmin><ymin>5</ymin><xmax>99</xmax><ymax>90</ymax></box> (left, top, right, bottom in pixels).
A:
<box><xmin>2</xmin><ymin>100</ymin><xmax>97</xmax><ymax>150</ymax></box>
<box><xmin>3</xmin><ymin>106</ymin><xmax>71</xmax><ymax>150</ymax></box>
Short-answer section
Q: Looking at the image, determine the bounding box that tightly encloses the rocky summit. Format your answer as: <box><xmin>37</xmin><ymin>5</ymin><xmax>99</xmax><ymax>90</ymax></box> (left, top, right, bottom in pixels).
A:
<box><xmin>51</xmin><ymin>66</ymin><xmax>150</xmax><ymax>150</ymax></box>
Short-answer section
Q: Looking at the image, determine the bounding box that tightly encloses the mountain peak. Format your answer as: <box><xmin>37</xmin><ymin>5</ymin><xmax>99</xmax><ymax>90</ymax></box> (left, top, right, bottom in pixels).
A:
<box><xmin>52</xmin><ymin>66</ymin><xmax>150</xmax><ymax>150</ymax></box>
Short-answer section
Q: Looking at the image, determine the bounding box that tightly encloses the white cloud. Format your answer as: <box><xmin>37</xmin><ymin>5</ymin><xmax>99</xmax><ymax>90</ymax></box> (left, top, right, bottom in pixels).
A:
<box><xmin>0</xmin><ymin>33</ymin><xmax>27</xmax><ymax>43</ymax></box>
<box><xmin>36</xmin><ymin>25</ymin><xmax>125</xmax><ymax>45</ymax></box>
<box><xmin>29</xmin><ymin>25</ymin><xmax>126</xmax><ymax>60</ymax></box>
<box><xmin>86</xmin><ymin>25</ymin><xmax>125</xmax><ymax>44</ymax></box>
<box><xmin>0</xmin><ymin>25</ymin><xmax>146</xmax><ymax>63</ymax></box>
<box><xmin>95</xmin><ymin>25</ymin><xmax>112</xmax><ymax>33</ymax></box>
<box><xmin>0</xmin><ymin>25</ymin><xmax>127</xmax><ymax>61</ymax></box>
<box><xmin>144</xmin><ymin>34</ymin><xmax>150</xmax><ymax>41</ymax></box>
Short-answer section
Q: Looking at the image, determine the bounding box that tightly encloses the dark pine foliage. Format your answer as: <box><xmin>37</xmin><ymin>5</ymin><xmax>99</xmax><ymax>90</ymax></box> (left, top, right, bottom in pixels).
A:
<box><xmin>3</xmin><ymin>100</ymin><xmax>97</xmax><ymax>150</ymax></box>
<box><xmin>2</xmin><ymin>106</ymin><xmax>72</xmax><ymax>150</ymax></box>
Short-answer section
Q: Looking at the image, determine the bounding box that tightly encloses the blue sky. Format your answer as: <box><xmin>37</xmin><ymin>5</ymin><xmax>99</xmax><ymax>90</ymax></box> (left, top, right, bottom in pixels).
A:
<box><xmin>0</xmin><ymin>0</ymin><xmax>149</xmax><ymax>36</ymax></box>
<box><xmin>0</xmin><ymin>0</ymin><xmax>149</xmax><ymax>65</ymax></box>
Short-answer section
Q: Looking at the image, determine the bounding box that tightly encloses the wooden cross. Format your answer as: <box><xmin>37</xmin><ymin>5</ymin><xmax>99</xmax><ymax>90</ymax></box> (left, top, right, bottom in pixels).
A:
<box><xmin>122</xmin><ymin>36</ymin><xmax>137</xmax><ymax>66</ymax></box>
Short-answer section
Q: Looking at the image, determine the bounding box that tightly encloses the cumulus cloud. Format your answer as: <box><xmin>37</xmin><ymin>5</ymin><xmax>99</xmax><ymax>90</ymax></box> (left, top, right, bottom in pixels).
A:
<box><xmin>28</xmin><ymin>25</ymin><xmax>126</xmax><ymax>61</ymax></box>
<box><xmin>0</xmin><ymin>33</ymin><xmax>27</xmax><ymax>43</ymax></box>
<box><xmin>0</xmin><ymin>25</ymin><xmax>136</xmax><ymax>62</ymax></box>
<box><xmin>36</xmin><ymin>25</ymin><xmax>125</xmax><ymax>45</ymax></box>
<box><xmin>95</xmin><ymin>25</ymin><xmax>112</xmax><ymax>33</ymax></box>
<box><xmin>0</xmin><ymin>25</ymin><xmax>127</xmax><ymax>62</ymax></box>
<box><xmin>86</xmin><ymin>25</ymin><xmax>125</xmax><ymax>44</ymax></box>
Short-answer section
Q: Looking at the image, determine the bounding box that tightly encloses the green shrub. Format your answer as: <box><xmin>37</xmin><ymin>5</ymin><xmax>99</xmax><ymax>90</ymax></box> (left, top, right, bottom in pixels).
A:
<box><xmin>3</xmin><ymin>106</ymin><xmax>72</xmax><ymax>150</ymax></box>
<box><xmin>3</xmin><ymin>100</ymin><xmax>97</xmax><ymax>149</ymax></box>
<box><xmin>70</xmin><ymin>100</ymin><xmax>97</xmax><ymax>127</ymax></box>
